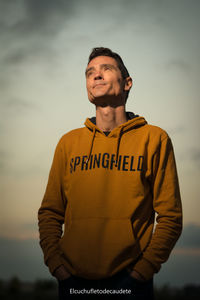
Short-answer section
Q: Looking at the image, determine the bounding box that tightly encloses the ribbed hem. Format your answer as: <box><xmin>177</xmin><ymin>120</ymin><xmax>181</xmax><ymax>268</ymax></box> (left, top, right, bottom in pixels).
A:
<box><xmin>46</xmin><ymin>255</ymin><xmax>64</xmax><ymax>275</ymax></box>
<box><xmin>133</xmin><ymin>258</ymin><xmax>158</xmax><ymax>281</ymax></box>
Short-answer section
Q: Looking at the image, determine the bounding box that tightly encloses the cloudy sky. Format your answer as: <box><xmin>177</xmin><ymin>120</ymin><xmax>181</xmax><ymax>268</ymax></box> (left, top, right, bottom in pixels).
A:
<box><xmin>0</xmin><ymin>0</ymin><xmax>200</xmax><ymax>286</ymax></box>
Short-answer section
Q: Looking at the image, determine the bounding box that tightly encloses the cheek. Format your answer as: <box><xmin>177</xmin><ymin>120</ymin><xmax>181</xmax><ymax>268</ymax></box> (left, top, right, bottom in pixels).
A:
<box><xmin>119</xmin><ymin>77</ymin><xmax>125</xmax><ymax>90</ymax></box>
<box><xmin>86</xmin><ymin>82</ymin><xmax>92</xmax><ymax>93</ymax></box>
<box><xmin>86</xmin><ymin>83</ymin><xmax>94</xmax><ymax>100</ymax></box>
<box><xmin>113</xmin><ymin>79</ymin><xmax>123</xmax><ymax>93</ymax></box>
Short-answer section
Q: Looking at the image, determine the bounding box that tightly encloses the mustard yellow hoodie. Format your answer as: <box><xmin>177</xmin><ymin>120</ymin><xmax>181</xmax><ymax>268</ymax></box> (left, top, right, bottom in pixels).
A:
<box><xmin>38</xmin><ymin>113</ymin><xmax>182</xmax><ymax>281</ymax></box>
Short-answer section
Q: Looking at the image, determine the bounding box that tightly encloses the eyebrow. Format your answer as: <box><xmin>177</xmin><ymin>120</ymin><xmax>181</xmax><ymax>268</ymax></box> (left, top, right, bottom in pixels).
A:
<box><xmin>85</xmin><ymin>64</ymin><xmax>117</xmax><ymax>76</ymax></box>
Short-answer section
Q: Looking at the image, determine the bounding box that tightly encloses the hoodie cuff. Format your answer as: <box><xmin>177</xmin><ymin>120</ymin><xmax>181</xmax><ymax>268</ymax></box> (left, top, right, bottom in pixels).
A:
<box><xmin>133</xmin><ymin>258</ymin><xmax>158</xmax><ymax>281</ymax></box>
<box><xmin>46</xmin><ymin>255</ymin><xmax>64</xmax><ymax>275</ymax></box>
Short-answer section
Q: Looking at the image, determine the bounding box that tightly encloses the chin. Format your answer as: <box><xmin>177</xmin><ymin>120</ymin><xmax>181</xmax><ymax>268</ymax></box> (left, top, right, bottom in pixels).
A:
<box><xmin>89</xmin><ymin>94</ymin><xmax>105</xmax><ymax>103</ymax></box>
<box><xmin>89</xmin><ymin>97</ymin><xmax>113</xmax><ymax>107</ymax></box>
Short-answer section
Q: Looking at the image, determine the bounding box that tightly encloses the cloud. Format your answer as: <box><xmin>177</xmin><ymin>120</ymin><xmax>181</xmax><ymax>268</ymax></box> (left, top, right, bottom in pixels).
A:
<box><xmin>176</xmin><ymin>223</ymin><xmax>200</xmax><ymax>248</ymax></box>
<box><xmin>0</xmin><ymin>0</ymin><xmax>74</xmax><ymax>36</ymax></box>
<box><xmin>0</xmin><ymin>97</ymin><xmax>38</xmax><ymax>137</ymax></box>
<box><xmin>0</xmin><ymin>237</ymin><xmax>49</xmax><ymax>281</ymax></box>
<box><xmin>1</xmin><ymin>98</ymin><xmax>38</xmax><ymax>112</ymax></box>
<box><xmin>0</xmin><ymin>150</ymin><xmax>10</xmax><ymax>172</ymax></box>
<box><xmin>191</xmin><ymin>149</ymin><xmax>200</xmax><ymax>164</ymax></box>
<box><xmin>20</xmin><ymin>222</ymin><xmax>38</xmax><ymax>232</ymax></box>
<box><xmin>167</xmin><ymin>126</ymin><xmax>186</xmax><ymax>136</ymax></box>
<box><xmin>173</xmin><ymin>248</ymin><xmax>200</xmax><ymax>256</ymax></box>
<box><xmin>165</xmin><ymin>59</ymin><xmax>192</xmax><ymax>73</ymax></box>
<box><xmin>0</xmin><ymin>97</ymin><xmax>40</xmax><ymax>175</ymax></box>
<box><xmin>183</xmin><ymin>148</ymin><xmax>200</xmax><ymax>168</ymax></box>
<box><xmin>0</xmin><ymin>223</ymin><xmax>39</xmax><ymax>240</ymax></box>
<box><xmin>0</xmin><ymin>0</ymin><xmax>75</xmax><ymax>70</ymax></box>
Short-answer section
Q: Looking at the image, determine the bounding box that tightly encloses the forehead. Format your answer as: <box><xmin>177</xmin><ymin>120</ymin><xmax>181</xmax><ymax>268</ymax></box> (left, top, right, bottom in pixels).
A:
<box><xmin>87</xmin><ymin>56</ymin><xmax>118</xmax><ymax>69</ymax></box>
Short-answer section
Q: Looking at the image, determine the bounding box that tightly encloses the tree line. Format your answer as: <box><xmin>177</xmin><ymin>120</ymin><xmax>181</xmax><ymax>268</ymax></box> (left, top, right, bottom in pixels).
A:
<box><xmin>0</xmin><ymin>277</ymin><xmax>200</xmax><ymax>300</ymax></box>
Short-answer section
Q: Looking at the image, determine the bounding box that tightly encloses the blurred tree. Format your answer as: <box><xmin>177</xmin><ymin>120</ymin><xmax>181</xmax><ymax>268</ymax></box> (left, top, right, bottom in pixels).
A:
<box><xmin>34</xmin><ymin>279</ymin><xmax>56</xmax><ymax>291</ymax></box>
<box><xmin>183</xmin><ymin>284</ymin><xmax>200</xmax><ymax>300</ymax></box>
<box><xmin>155</xmin><ymin>284</ymin><xmax>173</xmax><ymax>300</ymax></box>
<box><xmin>0</xmin><ymin>279</ymin><xmax>5</xmax><ymax>299</ymax></box>
<box><xmin>8</xmin><ymin>276</ymin><xmax>21</xmax><ymax>299</ymax></box>
<box><xmin>34</xmin><ymin>279</ymin><xmax>57</xmax><ymax>300</ymax></box>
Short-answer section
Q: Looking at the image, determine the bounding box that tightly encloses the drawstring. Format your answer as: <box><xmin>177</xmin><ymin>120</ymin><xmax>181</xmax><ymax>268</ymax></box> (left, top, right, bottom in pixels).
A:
<box><xmin>86</xmin><ymin>126</ymin><xmax>123</xmax><ymax>167</ymax></box>
<box><xmin>86</xmin><ymin>127</ymin><xmax>96</xmax><ymax>164</ymax></box>
<box><xmin>115</xmin><ymin>127</ymin><xmax>123</xmax><ymax>167</ymax></box>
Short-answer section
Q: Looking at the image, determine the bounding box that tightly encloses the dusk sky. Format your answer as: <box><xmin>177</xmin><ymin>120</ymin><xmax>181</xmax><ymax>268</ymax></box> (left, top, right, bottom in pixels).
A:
<box><xmin>0</xmin><ymin>0</ymin><xmax>200</xmax><ymax>287</ymax></box>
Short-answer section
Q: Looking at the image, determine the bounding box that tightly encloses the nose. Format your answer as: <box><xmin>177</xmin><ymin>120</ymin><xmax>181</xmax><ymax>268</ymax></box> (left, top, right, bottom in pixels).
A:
<box><xmin>94</xmin><ymin>70</ymin><xmax>103</xmax><ymax>80</ymax></box>
<box><xmin>94</xmin><ymin>75</ymin><xmax>103</xmax><ymax>80</ymax></box>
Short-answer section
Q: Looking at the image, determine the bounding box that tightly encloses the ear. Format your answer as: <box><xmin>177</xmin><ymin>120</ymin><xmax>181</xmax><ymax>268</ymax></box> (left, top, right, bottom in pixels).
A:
<box><xmin>124</xmin><ymin>77</ymin><xmax>132</xmax><ymax>91</ymax></box>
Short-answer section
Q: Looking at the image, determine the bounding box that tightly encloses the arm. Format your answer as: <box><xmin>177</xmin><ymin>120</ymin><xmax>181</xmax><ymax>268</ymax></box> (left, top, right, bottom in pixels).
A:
<box><xmin>133</xmin><ymin>135</ymin><xmax>183</xmax><ymax>280</ymax></box>
<box><xmin>38</xmin><ymin>138</ymin><xmax>68</xmax><ymax>276</ymax></box>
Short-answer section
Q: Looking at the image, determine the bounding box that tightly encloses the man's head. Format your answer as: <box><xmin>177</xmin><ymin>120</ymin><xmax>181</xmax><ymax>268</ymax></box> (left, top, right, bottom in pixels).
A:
<box><xmin>85</xmin><ymin>47</ymin><xmax>132</xmax><ymax>105</ymax></box>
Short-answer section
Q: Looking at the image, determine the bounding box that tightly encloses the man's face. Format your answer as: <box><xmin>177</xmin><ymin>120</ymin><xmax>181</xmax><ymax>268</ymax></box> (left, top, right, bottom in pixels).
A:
<box><xmin>85</xmin><ymin>56</ymin><xmax>127</xmax><ymax>105</ymax></box>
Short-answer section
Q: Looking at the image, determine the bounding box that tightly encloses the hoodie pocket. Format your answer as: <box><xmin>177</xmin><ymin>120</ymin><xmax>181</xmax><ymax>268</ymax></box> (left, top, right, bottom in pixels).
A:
<box><xmin>59</xmin><ymin>218</ymin><xmax>141</xmax><ymax>278</ymax></box>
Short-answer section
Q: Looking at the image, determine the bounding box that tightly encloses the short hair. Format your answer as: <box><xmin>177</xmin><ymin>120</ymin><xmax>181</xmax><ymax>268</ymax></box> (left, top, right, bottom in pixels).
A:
<box><xmin>88</xmin><ymin>47</ymin><xmax>131</xmax><ymax>101</ymax></box>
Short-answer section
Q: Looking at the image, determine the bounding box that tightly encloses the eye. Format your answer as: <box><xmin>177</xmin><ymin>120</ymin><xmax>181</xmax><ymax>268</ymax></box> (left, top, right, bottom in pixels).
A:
<box><xmin>87</xmin><ymin>71</ymin><xmax>93</xmax><ymax>78</ymax></box>
<box><xmin>104</xmin><ymin>66</ymin><xmax>110</xmax><ymax>71</ymax></box>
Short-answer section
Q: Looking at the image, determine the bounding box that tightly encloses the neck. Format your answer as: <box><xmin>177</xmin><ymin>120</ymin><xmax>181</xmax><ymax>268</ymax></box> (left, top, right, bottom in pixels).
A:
<box><xmin>96</xmin><ymin>105</ymin><xmax>127</xmax><ymax>131</ymax></box>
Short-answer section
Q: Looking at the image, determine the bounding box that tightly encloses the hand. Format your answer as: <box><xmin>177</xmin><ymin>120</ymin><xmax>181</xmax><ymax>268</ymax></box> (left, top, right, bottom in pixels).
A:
<box><xmin>54</xmin><ymin>265</ymin><xmax>71</xmax><ymax>281</ymax></box>
<box><xmin>129</xmin><ymin>270</ymin><xmax>145</xmax><ymax>282</ymax></box>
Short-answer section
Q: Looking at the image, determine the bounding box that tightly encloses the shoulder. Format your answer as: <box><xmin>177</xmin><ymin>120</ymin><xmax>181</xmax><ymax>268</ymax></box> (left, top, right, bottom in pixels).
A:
<box><xmin>60</xmin><ymin>127</ymin><xmax>85</xmax><ymax>141</ymax></box>
<box><xmin>143</xmin><ymin>124</ymin><xmax>169</xmax><ymax>142</ymax></box>
<box><xmin>54</xmin><ymin>127</ymin><xmax>86</xmax><ymax>151</ymax></box>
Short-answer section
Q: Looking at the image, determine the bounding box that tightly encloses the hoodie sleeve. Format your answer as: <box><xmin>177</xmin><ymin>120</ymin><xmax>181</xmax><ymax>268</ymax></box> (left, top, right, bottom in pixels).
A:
<box><xmin>38</xmin><ymin>138</ymin><xmax>66</xmax><ymax>275</ymax></box>
<box><xmin>133</xmin><ymin>135</ymin><xmax>183</xmax><ymax>280</ymax></box>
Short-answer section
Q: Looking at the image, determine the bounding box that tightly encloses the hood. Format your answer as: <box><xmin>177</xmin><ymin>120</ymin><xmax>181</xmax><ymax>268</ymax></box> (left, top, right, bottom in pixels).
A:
<box><xmin>84</xmin><ymin>112</ymin><xmax>147</xmax><ymax>166</ymax></box>
<box><xmin>85</xmin><ymin>112</ymin><xmax>146</xmax><ymax>134</ymax></box>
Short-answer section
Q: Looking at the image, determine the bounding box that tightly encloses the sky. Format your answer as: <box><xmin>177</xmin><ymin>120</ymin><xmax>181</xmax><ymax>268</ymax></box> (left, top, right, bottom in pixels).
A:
<box><xmin>0</xmin><ymin>0</ymin><xmax>200</xmax><ymax>287</ymax></box>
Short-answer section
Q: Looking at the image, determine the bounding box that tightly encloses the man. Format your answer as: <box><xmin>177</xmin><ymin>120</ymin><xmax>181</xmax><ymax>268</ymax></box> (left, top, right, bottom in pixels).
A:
<box><xmin>38</xmin><ymin>47</ymin><xmax>182</xmax><ymax>299</ymax></box>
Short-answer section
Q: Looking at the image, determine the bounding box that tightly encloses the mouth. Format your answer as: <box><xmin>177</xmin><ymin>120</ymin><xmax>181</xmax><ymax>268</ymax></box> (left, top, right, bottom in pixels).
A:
<box><xmin>93</xmin><ymin>83</ymin><xmax>106</xmax><ymax>88</ymax></box>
